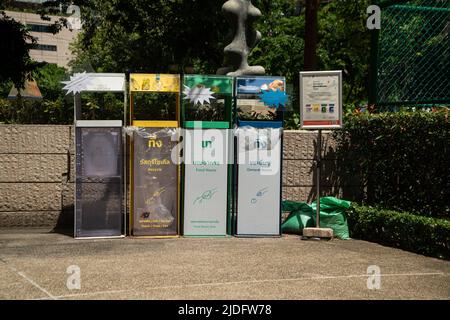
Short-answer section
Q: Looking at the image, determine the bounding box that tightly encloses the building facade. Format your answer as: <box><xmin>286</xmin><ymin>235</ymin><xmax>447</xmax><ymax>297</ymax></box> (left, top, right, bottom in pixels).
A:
<box><xmin>5</xmin><ymin>10</ymin><xmax>80</xmax><ymax>69</ymax></box>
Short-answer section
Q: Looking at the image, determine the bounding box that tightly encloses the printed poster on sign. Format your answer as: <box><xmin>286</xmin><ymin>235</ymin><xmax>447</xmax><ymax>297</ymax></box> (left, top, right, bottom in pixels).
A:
<box><xmin>300</xmin><ymin>71</ymin><xmax>343</xmax><ymax>129</ymax></box>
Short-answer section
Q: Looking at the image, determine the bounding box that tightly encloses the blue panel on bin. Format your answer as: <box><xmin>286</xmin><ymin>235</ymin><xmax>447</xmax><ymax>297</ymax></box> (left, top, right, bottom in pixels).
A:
<box><xmin>236</xmin><ymin>77</ymin><xmax>285</xmax><ymax>95</ymax></box>
<box><xmin>237</xmin><ymin>121</ymin><xmax>283</xmax><ymax>129</ymax></box>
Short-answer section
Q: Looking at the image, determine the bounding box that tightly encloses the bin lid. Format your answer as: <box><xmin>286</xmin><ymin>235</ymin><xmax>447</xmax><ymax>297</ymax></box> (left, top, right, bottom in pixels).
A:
<box><xmin>62</xmin><ymin>73</ymin><xmax>126</xmax><ymax>94</ymax></box>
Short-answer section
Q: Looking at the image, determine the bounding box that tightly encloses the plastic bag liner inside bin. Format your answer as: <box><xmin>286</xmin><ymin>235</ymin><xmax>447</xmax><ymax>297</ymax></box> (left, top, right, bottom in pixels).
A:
<box><xmin>124</xmin><ymin>126</ymin><xmax>179</xmax><ymax>140</ymax></box>
<box><xmin>282</xmin><ymin>197</ymin><xmax>351</xmax><ymax>239</ymax></box>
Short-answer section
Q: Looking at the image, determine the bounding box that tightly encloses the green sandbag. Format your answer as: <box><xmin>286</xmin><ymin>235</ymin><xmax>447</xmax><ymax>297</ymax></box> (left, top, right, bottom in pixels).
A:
<box><xmin>281</xmin><ymin>201</ymin><xmax>315</xmax><ymax>234</ymax></box>
<box><xmin>282</xmin><ymin>197</ymin><xmax>351</xmax><ymax>239</ymax></box>
<box><xmin>311</xmin><ymin>197</ymin><xmax>351</xmax><ymax>240</ymax></box>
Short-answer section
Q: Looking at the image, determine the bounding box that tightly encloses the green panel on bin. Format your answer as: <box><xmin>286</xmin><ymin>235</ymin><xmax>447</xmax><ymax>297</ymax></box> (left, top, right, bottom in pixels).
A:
<box><xmin>185</xmin><ymin>121</ymin><xmax>230</xmax><ymax>129</ymax></box>
<box><xmin>181</xmin><ymin>75</ymin><xmax>233</xmax><ymax>127</ymax></box>
<box><xmin>183</xmin><ymin>75</ymin><xmax>233</xmax><ymax>95</ymax></box>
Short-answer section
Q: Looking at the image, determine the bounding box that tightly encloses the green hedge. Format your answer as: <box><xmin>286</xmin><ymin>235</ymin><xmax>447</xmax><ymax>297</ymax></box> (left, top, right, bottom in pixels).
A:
<box><xmin>348</xmin><ymin>205</ymin><xmax>450</xmax><ymax>260</ymax></box>
<box><xmin>333</xmin><ymin>110</ymin><xmax>450</xmax><ymax>218</ymax></box>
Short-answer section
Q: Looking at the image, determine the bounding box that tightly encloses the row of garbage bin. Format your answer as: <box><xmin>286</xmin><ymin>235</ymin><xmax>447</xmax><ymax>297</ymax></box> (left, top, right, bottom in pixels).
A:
<box><xmin>67</xmin><ymin>73</ymin><xmax>288</xmax><ymax>239</ymax></box>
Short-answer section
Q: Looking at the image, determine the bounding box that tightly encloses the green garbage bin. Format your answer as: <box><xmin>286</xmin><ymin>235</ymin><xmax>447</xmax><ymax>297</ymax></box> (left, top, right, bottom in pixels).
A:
<box><xmin>181</xmin><ymin>75</ymin><xmax>234</xmax><ymax>237</ymax></box>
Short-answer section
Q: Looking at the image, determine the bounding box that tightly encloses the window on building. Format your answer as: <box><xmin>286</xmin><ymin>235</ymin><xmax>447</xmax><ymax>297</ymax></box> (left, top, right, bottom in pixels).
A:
<box><xmin>27</xmin><ymin>24</ymin><xmax>53</xmax><ymax>33</ymax></box>
<box><xmin>32</xmin><ymin>44</ymin><xmax>57</xmax><ymax>52</ymax></box>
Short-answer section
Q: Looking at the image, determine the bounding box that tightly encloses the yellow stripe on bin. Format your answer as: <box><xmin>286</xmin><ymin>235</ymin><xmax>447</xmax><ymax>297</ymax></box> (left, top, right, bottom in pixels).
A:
<box><xmin>132</xmin><ymin>120</ymin><xmax>179</xmax><ymax>128</ymax></box>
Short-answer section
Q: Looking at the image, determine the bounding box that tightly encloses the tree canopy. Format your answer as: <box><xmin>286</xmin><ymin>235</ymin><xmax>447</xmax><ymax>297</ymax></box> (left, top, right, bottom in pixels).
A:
<box><xmin>1</xmin><ymin>0</ymin><xmax>372</xmax><ymax>124</ymax></box>
<box><xmin>0</xmin><ymin>11</ymin><xmax>36</xmax><ymax>89</ymax></box>
<box><xmin>69</xmin><ymin>0</ymin><xmax>370</xmax><ymax>106</ymax></box>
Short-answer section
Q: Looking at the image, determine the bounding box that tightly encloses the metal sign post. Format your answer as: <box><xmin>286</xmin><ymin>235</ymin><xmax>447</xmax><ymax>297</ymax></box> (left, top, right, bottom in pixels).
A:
<box><xmin>316</xmin><ymin>129</ymin><xmax>322</xmax><ymax>229</ymax></box>
<box><xmin>299</xmin><ymin>70</ymin><xmax>343</xmax><ymax>239</ymax></box>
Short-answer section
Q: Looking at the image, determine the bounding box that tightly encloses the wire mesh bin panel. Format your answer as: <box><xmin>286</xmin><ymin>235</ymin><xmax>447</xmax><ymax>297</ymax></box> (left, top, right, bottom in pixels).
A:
<box><xmin>75</xmin><ymin>126</ymin><xmax>124</xmax><ymax>238</ymax></box>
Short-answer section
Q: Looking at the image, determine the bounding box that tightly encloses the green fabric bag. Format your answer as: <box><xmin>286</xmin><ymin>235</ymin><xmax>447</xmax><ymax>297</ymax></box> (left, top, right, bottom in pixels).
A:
<box><xmin>282</xmin><ymin>197</ymin><xmax>351</xmax><ymax>239</ymax></box>
<box><xmin>311</xmin><ymin>197</ymin><xmax>351</xmax><ymax>240</ymax></box>
<box><xmin>281</xmin><ymin>201</ymin><xmax>315</xmax><ymax>234</ymax></box>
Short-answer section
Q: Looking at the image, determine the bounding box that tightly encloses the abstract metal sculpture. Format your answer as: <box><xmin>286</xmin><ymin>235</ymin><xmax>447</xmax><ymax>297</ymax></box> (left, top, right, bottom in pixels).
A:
<box><xmin>217</xmin><ymin>0</ymin><xmax>266</xmax><ymax>76</ymax></box>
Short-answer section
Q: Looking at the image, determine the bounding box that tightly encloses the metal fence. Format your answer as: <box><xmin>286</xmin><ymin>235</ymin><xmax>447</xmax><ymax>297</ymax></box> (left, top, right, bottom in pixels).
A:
<box><xmin>371</xmin><ymin>0</ymin><xmax>449</xmax><ymax>109</ymax></box>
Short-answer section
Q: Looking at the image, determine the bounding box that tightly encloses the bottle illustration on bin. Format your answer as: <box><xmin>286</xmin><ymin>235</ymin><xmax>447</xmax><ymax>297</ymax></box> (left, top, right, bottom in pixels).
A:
<box><xmin>63</xmin><ymin>73</ymin><xmax>127</xmax><ymax>239</ymax></box>
<box><xmin>181</xmin><ymin>75</ymin><xmax>234</xmax><ymax>237</ymax></box>
<box><xmin>234</xmin><ymin>76</ymin><xmax>288</xmax><ymax>237</ymax></box>
<box><xmin>129</xmin><ymin>74</ymin><xmax>181</xmax><ymax>238</ymax></box>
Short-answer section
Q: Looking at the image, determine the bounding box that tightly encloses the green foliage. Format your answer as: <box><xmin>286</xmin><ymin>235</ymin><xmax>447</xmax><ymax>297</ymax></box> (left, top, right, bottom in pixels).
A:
<box><xmin>0</xmin><ymin>97</ymin><xmax>73</xmax><ymax>124</ymax></box>
<box><xmin>251</xmin><ymin>0</ymin><xmax>369</xmax><ymax>100</ymax></box>
<box><xmin>318</xmin><ymin>0</ymin><xmax>370</xmax><ymax>105</ymax></box>
<box><xmin>283</xmin><ymin>111</ymin><xmax>300</xmax><ymax>129</ymax></box>
<box><xmin>251</xmin><ymin>0</ymin><xmax>305</xmax><ymax>82</ymax></box>
<box><xmin>376</xmin><ymin>0</ymin><xmax>449</xmax><ymax>105</ymax></box>
<box><xmin>0</xmin><ymin>63</ymin><xmax>128</xmax><ymax>124</ymax></box>
<box><xmin>70</xmin><ymin>0</ymin><xmax>228</xmax><ymax>74</ymax></box>
<box><xmin>0</xmin><ymin>12</ymin><xmax>36</xmax><ymax>89</ymax></box>
<box><xmin>71</xmin><ymin>0</ymin><xmax>370</xmax><ymax>99</ymax></box>
<box><xmin>78</xmin><ymin>92</ymin><xmax>124</xmax><ymax>121</ymax></box>
<box><xmin>132</xmin><ymin>93</ymin><xmax>177</xmax><ymax>121</ymax></box>
<box><xmin>185</xmin><ymin>102</ymin><xmax>227</xmax><ymax>122</ymax></box>
<box><xmin>333</xmin><ymin>110</ymin><xmax>450</xmax><ymax>218</ymax></box>
<box><xmin>250</xmin><ymin>0</ymin><xmax>370</xmax><ymax>127</ymax></box>
<box><xmin>0</xmin><ymin>80</ymin><xmax>12</xmax><ymax>98</ymax></box>
<box><xmin>1</xmin><ymin>0</ymin><xmax>374</xmax><ymax>125</ymax></box>
<box><xmin>348</xmin><ymin>204</ymin><xmax>450</xmax><ymax>260</ymax></box>
<box><xmin>0</xmin><ymin>63</ymin><xmax>75</xmax><ymax>124</ymax></box>
<box><xmin>32</xmin><ymin>64</ymin><xmax>68</xmax><ymax>101</ymax></box>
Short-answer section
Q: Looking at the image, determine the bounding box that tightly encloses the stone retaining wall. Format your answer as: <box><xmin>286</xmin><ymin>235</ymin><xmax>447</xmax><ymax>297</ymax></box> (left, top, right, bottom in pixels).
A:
<box><xmin>0</xmin><ymin>125</ymin><xmax>361</xmax><ymax>229</ymax></box>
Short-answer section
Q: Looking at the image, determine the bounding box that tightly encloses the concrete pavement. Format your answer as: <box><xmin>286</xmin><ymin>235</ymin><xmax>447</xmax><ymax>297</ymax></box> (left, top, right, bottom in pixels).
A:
<box><xmin>0</xmin><ymin>230</ymin><xmax>449</xmax><ymax>300</ymax></box>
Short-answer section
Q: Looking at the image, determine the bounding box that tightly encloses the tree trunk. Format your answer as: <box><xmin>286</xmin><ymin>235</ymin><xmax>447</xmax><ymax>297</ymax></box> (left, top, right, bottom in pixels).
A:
<box><xmin>304</xmin><ymin>0</ymin><xmax>320</xmax><ymax>71</ymax></box>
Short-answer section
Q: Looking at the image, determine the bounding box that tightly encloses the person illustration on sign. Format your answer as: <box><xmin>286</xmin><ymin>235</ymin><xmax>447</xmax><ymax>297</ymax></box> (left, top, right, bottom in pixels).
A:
<box><xmin>140</xmin><ymin>185</ymin><xmax>174</xmax><ymax>224</ymax></box>
<box><xmin>251</xmin><ymin>187</ymin><xmax>269</xmax><ymax>204</ymax></box>
<box><xmin>193</xmin><ymin>188</ymin><xmax>218</xmax><ymax>205</ymax></box>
